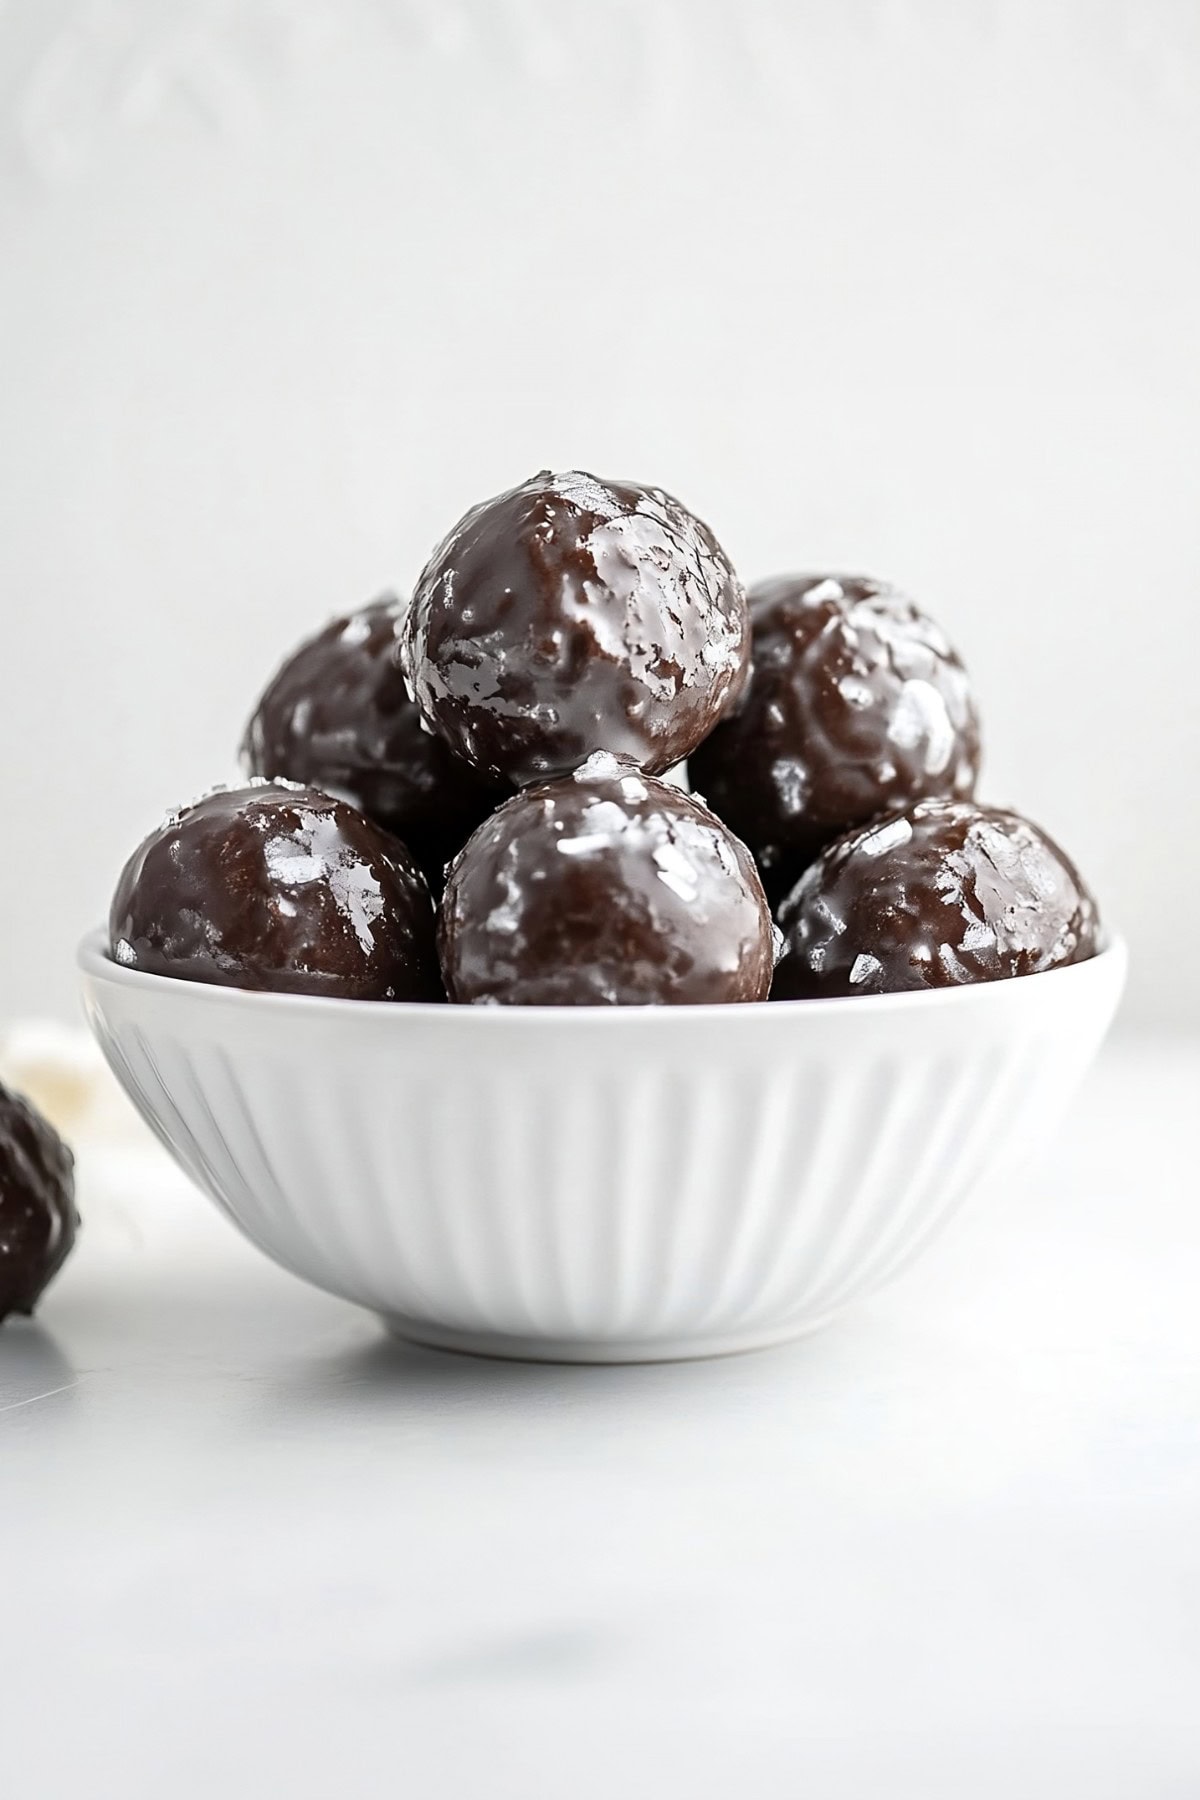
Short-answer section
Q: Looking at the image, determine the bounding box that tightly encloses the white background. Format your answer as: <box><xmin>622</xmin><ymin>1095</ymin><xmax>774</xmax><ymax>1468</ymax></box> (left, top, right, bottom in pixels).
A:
<box><xmin>1</xmin><ymin>0</ymin><xmax>1197</xmax><ymax>1026</ymax></box>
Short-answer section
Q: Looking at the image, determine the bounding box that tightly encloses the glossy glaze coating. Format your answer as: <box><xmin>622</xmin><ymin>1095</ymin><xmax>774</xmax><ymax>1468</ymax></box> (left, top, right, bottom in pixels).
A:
<box><xmin>110</xmin><ymin>784</ymin><xmax>441</xmax><ymax>1000</ymax></box>
<box><xmin>773</xmin><ymin>798</ymin><xmax>1099</xmax><ymax>999</ymax></box>
<box><xmin>242</xmin><ymin>597</ymin><xmax>504</xmax><ymax>888</ymax></box>
<box><xmin>404</xmin><ymin>470</ymin><xmax>749</xmax><ymax>786</ymax></box>
<box><xmin>0</xmin><ymin>1081</ymin><xmax>77</xmax><ymax>1322</ymax></box>
<box><xmin>439</xmin><ymin>752</ymin><xmax>776</xmax><ymax>1006</ymax></box>
<box><xmin>690</xmin><ymin>575</ymin><xmax>981</xmax><ymax>901</ymax></box>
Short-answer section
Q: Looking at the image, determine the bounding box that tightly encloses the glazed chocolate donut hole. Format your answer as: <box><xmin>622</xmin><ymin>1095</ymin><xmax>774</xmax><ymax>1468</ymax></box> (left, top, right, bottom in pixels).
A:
<box><xmin>404</xmin><ymin>470</ymin><xmax>749</xmax><ymax>787</ymax></box>
<box><xmin>773</xmin><ymin>798</ymin><xmax>1100</xmax><ymax>1000</ymax></box>
<box><xmin>110</xmin><ymin>783</ymin><xmax>442</xmax><ymax>1001</ymax></box>
<box><xmin>439</xmin><ymin>752</ymin><xmax>777</xmax><ymax>1006</ymax></box>
<box><xmin>0</xmin><ymin>1082</ymin><xmax>78</xmax><ymax>1323</ymax></box>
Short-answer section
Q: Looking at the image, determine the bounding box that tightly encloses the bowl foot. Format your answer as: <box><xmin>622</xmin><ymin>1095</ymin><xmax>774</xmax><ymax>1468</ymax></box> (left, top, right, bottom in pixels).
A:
<box><xmin>382</xmin><ymin>1311</ymin><xmax>839</xmax><ymax>1365</ymax></box>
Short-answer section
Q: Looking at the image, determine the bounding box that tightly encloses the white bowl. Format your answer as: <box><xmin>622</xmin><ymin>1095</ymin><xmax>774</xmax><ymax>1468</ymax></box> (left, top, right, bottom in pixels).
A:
<box><xmin>78</xmin><ymin>930</ymin><xmax>1126</xmax><ymax>1361</ymax></box>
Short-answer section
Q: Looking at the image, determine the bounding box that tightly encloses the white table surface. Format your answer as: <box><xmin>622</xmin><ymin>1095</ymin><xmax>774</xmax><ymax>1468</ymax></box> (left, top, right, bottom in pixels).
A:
<box><xmin>3</xmin><ymin>1035</ymin><xmax>1198</xmax><ymax>1799</ymax></box>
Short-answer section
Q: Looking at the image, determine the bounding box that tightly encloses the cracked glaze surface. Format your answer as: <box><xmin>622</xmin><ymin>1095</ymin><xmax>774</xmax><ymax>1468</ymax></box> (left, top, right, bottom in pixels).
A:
<box><xmin>773</xmin><ymin>798</ymin><xmax>1100</xmax><ymax>1000</ymax></box>
<box><xmin>110</xmin><ymin>784</ymin><xmax>440</xmax><ymax>1002</ymax></box>
<box><xmin>690</xmin><ymin>575</ymin><xmax>981</xmax><ymax>901</ymax></box>
<box><xmin>439</xmin><ymin>752</ymin><xmax>775</xmax><ymax>1006</ymax></box>
<box><xmin>242</xmin><ymin>597</ymin><xmax>504</xmax><ymax>889</ymax></box>
<box><xmin>404</xmin><ymin>471</ymin><xmax>749</xmax><ymax>787</ymax></box>
<box><xmin>0</xmin><ymin>1080</ymin><xmax>77</xmax><ymax>1322</ymax></box>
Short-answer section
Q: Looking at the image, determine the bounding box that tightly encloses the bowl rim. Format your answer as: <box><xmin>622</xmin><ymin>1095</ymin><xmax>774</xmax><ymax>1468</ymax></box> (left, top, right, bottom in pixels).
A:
<box><xmin>77</xmin><ymin>926</ymin><xmax>1127</xmax><ymax>1027</ymax></box>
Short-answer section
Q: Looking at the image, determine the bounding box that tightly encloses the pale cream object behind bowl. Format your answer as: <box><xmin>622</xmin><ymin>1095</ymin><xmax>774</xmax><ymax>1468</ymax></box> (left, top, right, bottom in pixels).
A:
<box><xmin>78</xmin><ymin>930</ymin><xmax>1125</xmax><ymax>1362</ymax></box>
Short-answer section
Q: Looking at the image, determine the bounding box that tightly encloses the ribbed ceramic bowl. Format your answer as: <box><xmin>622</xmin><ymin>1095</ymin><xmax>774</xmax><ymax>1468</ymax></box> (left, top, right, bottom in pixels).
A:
<box><xmin>79</xmin><ymin>930</ymin><xmax>1125</xmax><ymax>1361</ymax></box>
